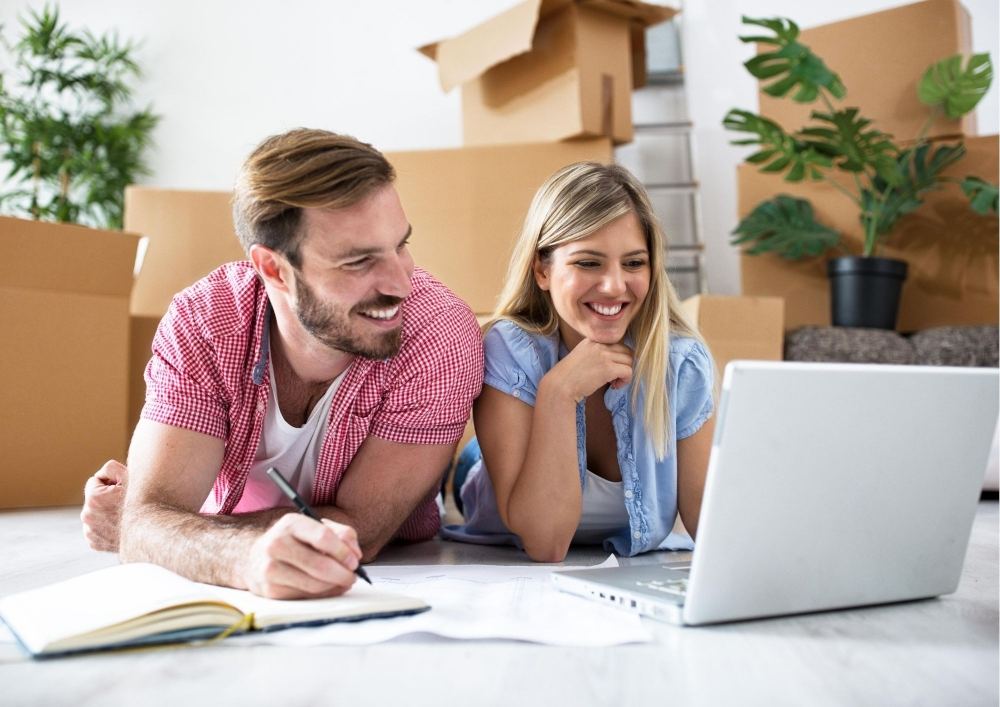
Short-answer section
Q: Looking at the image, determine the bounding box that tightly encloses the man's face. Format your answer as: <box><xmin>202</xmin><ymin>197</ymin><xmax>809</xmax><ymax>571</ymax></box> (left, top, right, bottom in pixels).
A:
<box><xmin>290</xmin><ymin>185</ymin><xmax>414</xmax><ymax>360</ymax></box>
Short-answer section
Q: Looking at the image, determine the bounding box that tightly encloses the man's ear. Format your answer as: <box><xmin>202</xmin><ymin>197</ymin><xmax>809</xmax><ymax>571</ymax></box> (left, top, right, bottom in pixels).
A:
<box><xmin>532</xmin><ymin>253</ymin><xmax>551</xmax><ymax>292</ymax></box>
<box><xmin>249</xmin><ymin>245</ymin><xmax>292</xmax><ymax>293</ymax></box>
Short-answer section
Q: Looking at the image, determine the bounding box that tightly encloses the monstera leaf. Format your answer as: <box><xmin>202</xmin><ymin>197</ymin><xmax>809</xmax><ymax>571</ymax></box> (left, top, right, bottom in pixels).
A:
<box><xmin>918</xmin><ymin>53</ymin><xmax>993</xmax><ymax>118</ymax></box>
<box><xmin>961</xmin><ymin>176</ymin><xmax>999</xmax><ymax>215</ymax></box>
<box><xmin>739</xmin><ymin>16</ymin><xmax>846</xmax><ymax>103</ymax></box>
<box><xmin>799</xmin><ymin>108</ymin><xmax>901</xmax><ymax>184</ymax></box>
<box><xmin>723</xmin><ymin>109</ymin><xmax>833</xmax><ymax>181</ymax></box>
<box><xmin>731</xmin><ymin>195</ymin><xmax>841</xmax><ymax>259</ymax></box>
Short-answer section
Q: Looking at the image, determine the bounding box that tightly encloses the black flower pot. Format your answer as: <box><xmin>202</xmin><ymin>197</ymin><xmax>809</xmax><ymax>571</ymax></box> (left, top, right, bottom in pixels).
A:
<box><xmin>827</xmin><ymin>256</ymin><xmax>908</xmax><ymax>330</ymax></box>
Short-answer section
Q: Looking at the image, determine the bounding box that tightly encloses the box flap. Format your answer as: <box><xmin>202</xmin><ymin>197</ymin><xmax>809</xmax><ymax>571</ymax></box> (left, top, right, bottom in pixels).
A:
<box><xmin>0</xmin><ymin>216</ymin><xmax>140</xmax><ymax>297</ymax></box>
<box><xmin>581</xmin><ymin>0</ymin><xmax>677</xmax><ymax>26</ymax></box>
<box><xmin>419</xmin><ymin>0</ymin><xmax>676</xmax><ymax>92</ymax></box>
<box><xmin>419</xmin><ymin>0</ymin><xmax>543</xmax><ymax>92</ymax></box>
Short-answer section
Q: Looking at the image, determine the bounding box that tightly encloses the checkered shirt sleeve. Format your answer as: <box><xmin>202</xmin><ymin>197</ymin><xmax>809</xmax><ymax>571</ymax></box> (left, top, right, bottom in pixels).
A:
<box><xmin>370</xmin><ymin>301</ymin><xmax>484</xmax><ymax>446</ymax></box>
<box><xmin>141</xmin><ymin>295</ymin><xmax>229</xmax><ymax>440</ymax></box>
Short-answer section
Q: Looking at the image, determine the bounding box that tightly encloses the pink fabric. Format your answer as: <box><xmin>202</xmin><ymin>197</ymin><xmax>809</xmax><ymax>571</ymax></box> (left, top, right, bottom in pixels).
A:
<box><xmin>141</xmin><ymin>261</ymin><xmax>484</xmax><ymax>541</ymax></box>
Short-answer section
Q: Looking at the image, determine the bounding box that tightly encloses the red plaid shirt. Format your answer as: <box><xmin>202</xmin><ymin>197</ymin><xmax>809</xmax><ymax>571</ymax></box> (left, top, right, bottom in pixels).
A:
<box><xmin>142</xmin><ymin>262</ymin><xmax>484</xmax><ymax>541</ymax></box>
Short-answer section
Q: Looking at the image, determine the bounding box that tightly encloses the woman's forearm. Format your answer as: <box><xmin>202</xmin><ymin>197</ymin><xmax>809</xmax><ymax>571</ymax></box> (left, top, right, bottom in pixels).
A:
<box><xmin>505</xmin><ymin>375</ymin><xmax>584</xmax><ymax>561</ymax></box>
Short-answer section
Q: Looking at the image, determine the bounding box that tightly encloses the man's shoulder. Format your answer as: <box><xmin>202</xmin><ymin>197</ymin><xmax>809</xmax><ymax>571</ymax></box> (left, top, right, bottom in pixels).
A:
<box><xmin>401</xmin><ymin>267</ymin><xmax>479</xmax><ymax>340</ymax></box>
<box><xmin>168</xmin><ymin>261</ymin><xmax>261</xmax><ymax>340</ymax></box>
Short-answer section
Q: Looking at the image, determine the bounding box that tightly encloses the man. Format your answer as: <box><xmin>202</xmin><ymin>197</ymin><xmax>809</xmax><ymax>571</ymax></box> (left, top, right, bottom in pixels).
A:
<box><xmin>80</xmin><ymin>128</ymin><xmax>484</xmax><ymax>599</ymax></box>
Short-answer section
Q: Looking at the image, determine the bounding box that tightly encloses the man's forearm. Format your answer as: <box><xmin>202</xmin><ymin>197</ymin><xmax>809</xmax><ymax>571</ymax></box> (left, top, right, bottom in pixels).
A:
<box><xmin>316</xmin><ymin>505</ymin><xmax>402</xmax><ymax>561</ymax></box>
<box><xmin>119</xmin><ymin>503</ymin><xmax>286</xmax><ymax>588</ymax></box>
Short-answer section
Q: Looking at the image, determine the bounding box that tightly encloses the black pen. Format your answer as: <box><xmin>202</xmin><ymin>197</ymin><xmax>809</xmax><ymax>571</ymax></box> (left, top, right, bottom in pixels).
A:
<box><xmin>265</xmin><ymin>467</ymin><xmax>372</xmax><ymax>585</ymax></box>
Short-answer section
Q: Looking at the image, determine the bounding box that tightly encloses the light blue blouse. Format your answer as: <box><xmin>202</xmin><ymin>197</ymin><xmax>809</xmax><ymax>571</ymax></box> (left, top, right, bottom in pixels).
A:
<box><xmin>441</xmin><ymin>319</ymin><xmax>715</xmax><ymax>556</ymax></box>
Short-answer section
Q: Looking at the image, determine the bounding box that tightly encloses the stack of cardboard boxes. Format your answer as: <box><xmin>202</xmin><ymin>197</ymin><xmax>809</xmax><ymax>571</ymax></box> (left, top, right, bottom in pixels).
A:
<box><xmin>738</xmin><ymin>0</ymin><xmax>999</xmax><ymax>332</ymax></box>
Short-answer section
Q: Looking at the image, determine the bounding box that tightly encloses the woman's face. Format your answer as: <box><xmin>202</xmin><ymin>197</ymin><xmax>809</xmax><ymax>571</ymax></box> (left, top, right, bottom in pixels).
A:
<box><xmin>534</xmin><ymin>210</ymin><xmax>651</xmax><ymax>350</ymax></box>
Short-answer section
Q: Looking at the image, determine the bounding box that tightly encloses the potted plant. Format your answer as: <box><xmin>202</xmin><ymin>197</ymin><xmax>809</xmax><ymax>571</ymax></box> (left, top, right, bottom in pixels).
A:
<box><xmin>0</xmin><ymin>5</ymin><xmax>158</xmax><ymax>230</ymax></box>
<box><xmin>723</xmin><ymin>16</ymin><xmax>997</xmax><ymax>330</ymax></box>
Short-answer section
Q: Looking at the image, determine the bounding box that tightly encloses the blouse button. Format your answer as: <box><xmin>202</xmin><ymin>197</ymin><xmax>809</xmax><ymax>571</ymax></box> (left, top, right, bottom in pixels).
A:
<box><xmin>624</xmin><ymin>489</ymin><xmax>634</xmax><ymax>500</ymax></box>
<box><xmin>513</xmin><ymin>390</ymin><xmax>520</xmax><ymax>398</ymax></box>
<box><xmin>632</xmin><ymin>531</ymin><xmax>641</xmax><ymax>540</ymax></box>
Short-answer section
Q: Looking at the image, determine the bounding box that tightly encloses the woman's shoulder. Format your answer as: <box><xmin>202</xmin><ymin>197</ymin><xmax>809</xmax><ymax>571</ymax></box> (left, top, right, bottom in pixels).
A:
<box><xmin>484</xmin><ymin>318</ymin><xmax>559</xmax><ymax>371</ymax></box>
<box><xmin>668</xmin><ymin>333</ymin><xmax>711</xmax><ymax>364</ymax></box>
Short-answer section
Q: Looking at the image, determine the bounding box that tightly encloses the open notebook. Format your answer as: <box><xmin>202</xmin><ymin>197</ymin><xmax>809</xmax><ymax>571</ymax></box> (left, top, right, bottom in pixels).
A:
<box><xmin>0</xmin><ymin>562</ymin><xmax>428</xmax><ymax>658</ymax></box>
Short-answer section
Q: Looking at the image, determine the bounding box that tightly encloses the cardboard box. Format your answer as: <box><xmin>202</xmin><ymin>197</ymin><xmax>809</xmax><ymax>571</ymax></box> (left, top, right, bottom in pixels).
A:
<box><xmin>129</xmin><ymin>315</ymin><xmax>161</xmax><ymax>434</ymax></box>
<box><xmin>391</xmin><ymin>138</ymin><xmax>613</xmax><ymax>313</ymax></box>
<box><xmin>124</xmin><ymin>187</ymin><xmax>245</xmax><ymax>318</ymax></box>
<box><xmin>420</xmin><ymin>0</ymin><xmax>676</xmax><ymax>146</ymax></box>
<box><xmin>738</xmin><ymin>135</ymin><xmax>999</xmax><ymax>332</ymax></box>
<box><xmin>756</xmin><ymin>0</ymin><xmax>975</xmax><ymax>142</ymax></box>
<box><xmin>681</xmin><ymin>295</ymin><xmax>785</xmax><ymax>375</ymax></box>
<box><xmin>0</xmin><ymin>217</ymin><xmax>141</xmax><ymax>508</ymax></box>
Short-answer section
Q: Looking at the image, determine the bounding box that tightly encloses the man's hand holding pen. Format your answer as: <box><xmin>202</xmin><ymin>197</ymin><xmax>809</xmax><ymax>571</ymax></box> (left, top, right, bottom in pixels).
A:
<box><xmin>242</xmin><ymin>513</ymin><xmax>364</xmax><ymax>600</ymax></box>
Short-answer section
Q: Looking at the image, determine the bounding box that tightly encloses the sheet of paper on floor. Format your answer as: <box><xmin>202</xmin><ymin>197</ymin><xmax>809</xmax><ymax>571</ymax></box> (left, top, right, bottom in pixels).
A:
<box><xmin>227</xmin><ymin>555</ymin><xmax>652</xmax><ymax>646</ymax></box>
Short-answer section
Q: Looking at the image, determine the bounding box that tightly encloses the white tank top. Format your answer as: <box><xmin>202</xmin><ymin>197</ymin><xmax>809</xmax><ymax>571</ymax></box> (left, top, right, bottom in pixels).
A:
<box><xmin>201</xmin><ymin>357</ymin><xmax>345</xmax><ymax>514</ymax></box>
<box><xmin>572</xmin><ymin>470</ymin><xmax>631</xmax><ymax>544</ymax></box>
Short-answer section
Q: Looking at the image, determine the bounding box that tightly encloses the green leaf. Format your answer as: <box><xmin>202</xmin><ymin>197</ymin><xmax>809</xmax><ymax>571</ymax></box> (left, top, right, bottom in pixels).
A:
<box><xmin>799</xmin><ymin>108</ymin><xmax>901</xmax><ymax>183</ymax></box>
<box><xmin>918</xmin><ymin>53</ymin><xmax>993</xmax><ymax>118</ymax></box>
<box><xmin>859</xmin><ymin>142</ymin><xmax>967</xmax><ymax>254</ymax></box>
<box><xmin>739</xmin><ymin>16</ymin><xmax>845</xmax><ymax>103</ymax></box>
<box><xmin>0</xmin><ymin>4</ymin><xmax>158</xmax><ymax>229</ymax></box>
<box><xmin>961</xmin><ymin>176</ymin><xmax>999</xmax><ymax>215</ymax></box>
<box><xmin>731</xmin><ymin>195</ymin><xmax>841</xmax><ymax>259</ymax></box>
<box><xmin>723</xmin><ymin>109</ymin><xmax>833</xmax><ymax>181</ymax></box>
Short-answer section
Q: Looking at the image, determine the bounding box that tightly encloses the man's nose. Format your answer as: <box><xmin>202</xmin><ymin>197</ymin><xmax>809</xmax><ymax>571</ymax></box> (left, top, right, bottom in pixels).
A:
<box><xmin>378</xmin><ymin>250</ymin><xmax>413</xmax><ymax>300</ymax></box>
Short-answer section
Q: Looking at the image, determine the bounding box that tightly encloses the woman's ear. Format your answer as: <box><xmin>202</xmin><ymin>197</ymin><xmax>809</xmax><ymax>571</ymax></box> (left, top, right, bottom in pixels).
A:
<box><xmin>249</xmin><ymin>244</ymin><xmax>293</xmax><ymax>293</ymax></box>
<box><xmin>532</xmin><ymin>253</ymin><xmax>551</xmax><ymax>292</ymax></box>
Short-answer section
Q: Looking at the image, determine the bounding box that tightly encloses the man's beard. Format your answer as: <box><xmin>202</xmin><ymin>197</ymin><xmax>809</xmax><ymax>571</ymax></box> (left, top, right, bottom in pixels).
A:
<box><xmin>293</xmin><ymin>273</ymin><xmax>403</xmax><ymax>360</ymax></box>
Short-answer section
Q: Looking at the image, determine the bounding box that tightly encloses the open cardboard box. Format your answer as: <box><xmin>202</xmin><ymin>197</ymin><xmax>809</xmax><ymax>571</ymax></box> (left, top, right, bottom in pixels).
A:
<box><xmin>738</xmin><ymin>135</ymin><xmax>999</xmax><ymax>332</ymax></box>
<box><xmin>681</xmin><ymin>295</ymin><xmax>785</xmax><ymax>377</ymax></box>
<box><xmin>420</xmin><ymin>0</ymin><xmax>676</xmax><ymax>146</ymax></box>
<box><xmin>0</xmin><ymin>217</ymin><xmax>143</xmax><ymax>508</ymax></box>
<box><xmin>756</xmin><ymin>0</ymin><xmax>975</xmax><ymax>142</ymax></box>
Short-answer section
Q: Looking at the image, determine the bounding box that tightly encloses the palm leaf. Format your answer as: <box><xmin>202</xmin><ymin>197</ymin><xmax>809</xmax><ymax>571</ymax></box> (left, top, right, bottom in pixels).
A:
<box><xmin>799</xmin><ymin>108</ymin><xmax>901</xmax><ymax>184</ymax></box>
<box><xmin>739</xmin><ymin>16</ymin><xmax>846</xmax><ymax>103</ymax></box>
<box><xmin>723</xmin><ymin>109</ymin><xmax>832</xmax><ymax>181</ymax></box>
<box><xmin>859</xmin><ymin>143</ymin><xmax>967</xmax><ymax>254</ymax></box>
<box><xmin>961</xmin><ymin>176</ymin><xmax>999</xmax><ymax>215</ymax></box>
<box><xmin>918</xmin><ymin>53</ymin><xmax>993</xmax><ymax>118</ymax></box>
<box><xmin>731</xmin><ymin>195</ymin><xmax>841</xmax><ymax>259</ymax></box>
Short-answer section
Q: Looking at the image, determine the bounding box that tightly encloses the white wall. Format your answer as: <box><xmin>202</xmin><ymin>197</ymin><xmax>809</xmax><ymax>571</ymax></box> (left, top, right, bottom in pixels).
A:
<box><xmin>683</xmin><ymin>0</ymin><xmax>999</xmax><ymax>294</ymax></box>
<box><xmin>0</xmin><ymin>0</ymin><xmax>521</xmax><ymax>188</ymax></box>
<box><xmin>1</xmin><ymin>0</ymin><xmax>996</xmax><ymax>294</ymax></box>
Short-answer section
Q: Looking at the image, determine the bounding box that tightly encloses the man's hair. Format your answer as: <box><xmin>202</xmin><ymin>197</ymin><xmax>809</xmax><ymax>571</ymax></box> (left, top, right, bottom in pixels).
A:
<box><xmin>232</xmin><ymin>128</ymin><xmax>395</xmax><ymax>268</ymax></box>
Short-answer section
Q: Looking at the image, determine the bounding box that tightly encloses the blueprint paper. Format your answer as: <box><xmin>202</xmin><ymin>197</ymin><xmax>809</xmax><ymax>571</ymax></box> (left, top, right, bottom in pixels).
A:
<box><xmin>227</xmin><ymin>556</ymin><xmax>652</xmax><ymax>646</ymax></box>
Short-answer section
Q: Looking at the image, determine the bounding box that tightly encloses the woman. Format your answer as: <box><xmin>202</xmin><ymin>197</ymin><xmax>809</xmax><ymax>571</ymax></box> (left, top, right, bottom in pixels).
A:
<box><xmin>442</xmin><ymin>162</ymin><xmax>716</xmax><ymax>562</ymax></box>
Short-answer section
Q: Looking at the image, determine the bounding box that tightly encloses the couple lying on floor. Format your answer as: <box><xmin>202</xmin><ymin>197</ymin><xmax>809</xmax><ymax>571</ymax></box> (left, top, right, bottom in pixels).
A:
<box><xmin>80</xmin><ymin>127</ymin><xmax>714</xmax><ymax>599</ymax></box>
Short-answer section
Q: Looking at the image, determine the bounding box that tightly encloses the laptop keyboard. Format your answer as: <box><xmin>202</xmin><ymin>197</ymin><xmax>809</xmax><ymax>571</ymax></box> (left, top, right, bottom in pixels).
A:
<box><xmin>635</xmin><ymin>577</ymin><xmax>689</xmax><ymax>596</ymax></box>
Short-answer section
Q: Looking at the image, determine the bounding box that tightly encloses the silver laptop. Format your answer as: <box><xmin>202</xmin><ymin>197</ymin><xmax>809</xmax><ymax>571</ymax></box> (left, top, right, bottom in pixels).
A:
<box><xmin>552</xmin><ymin>361</ymin><xmax>999</xmax><ymax>625</ymax></box>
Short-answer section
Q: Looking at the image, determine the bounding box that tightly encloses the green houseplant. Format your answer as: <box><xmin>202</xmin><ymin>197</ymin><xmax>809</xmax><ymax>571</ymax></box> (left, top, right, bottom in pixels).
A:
<box><xmin>723</xmin><ymin>16</ymin><xmax>997</xmax><ymax>329</ymax></box>
<box><xmin>0</xmin><ymin>5</ymin><xmax>158</xmax><ymax>229</ymax></box>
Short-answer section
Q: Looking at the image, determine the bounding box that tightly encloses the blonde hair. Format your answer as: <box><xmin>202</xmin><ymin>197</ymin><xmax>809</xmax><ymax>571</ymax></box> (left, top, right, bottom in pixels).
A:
<box><xmin>492</xmin><ymin>162</ymin><xmax>704</xmax><ymax>459</ymax></box>
<box><xmin>232</xmin><ymin>128</ymin><xmax>394</xmax><ymax>267</ymax></box>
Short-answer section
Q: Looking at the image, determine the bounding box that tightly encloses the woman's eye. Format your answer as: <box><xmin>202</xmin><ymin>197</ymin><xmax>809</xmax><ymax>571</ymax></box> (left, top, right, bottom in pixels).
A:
<box><xmin>625</xmin><ymin>259</ymin><xmax>648</xmax><ymax>269</ymax></box>
<box><xmin>574</xmin><ymin>260</ymin><xmax>600</xmax><ymax>269</ymax></box>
